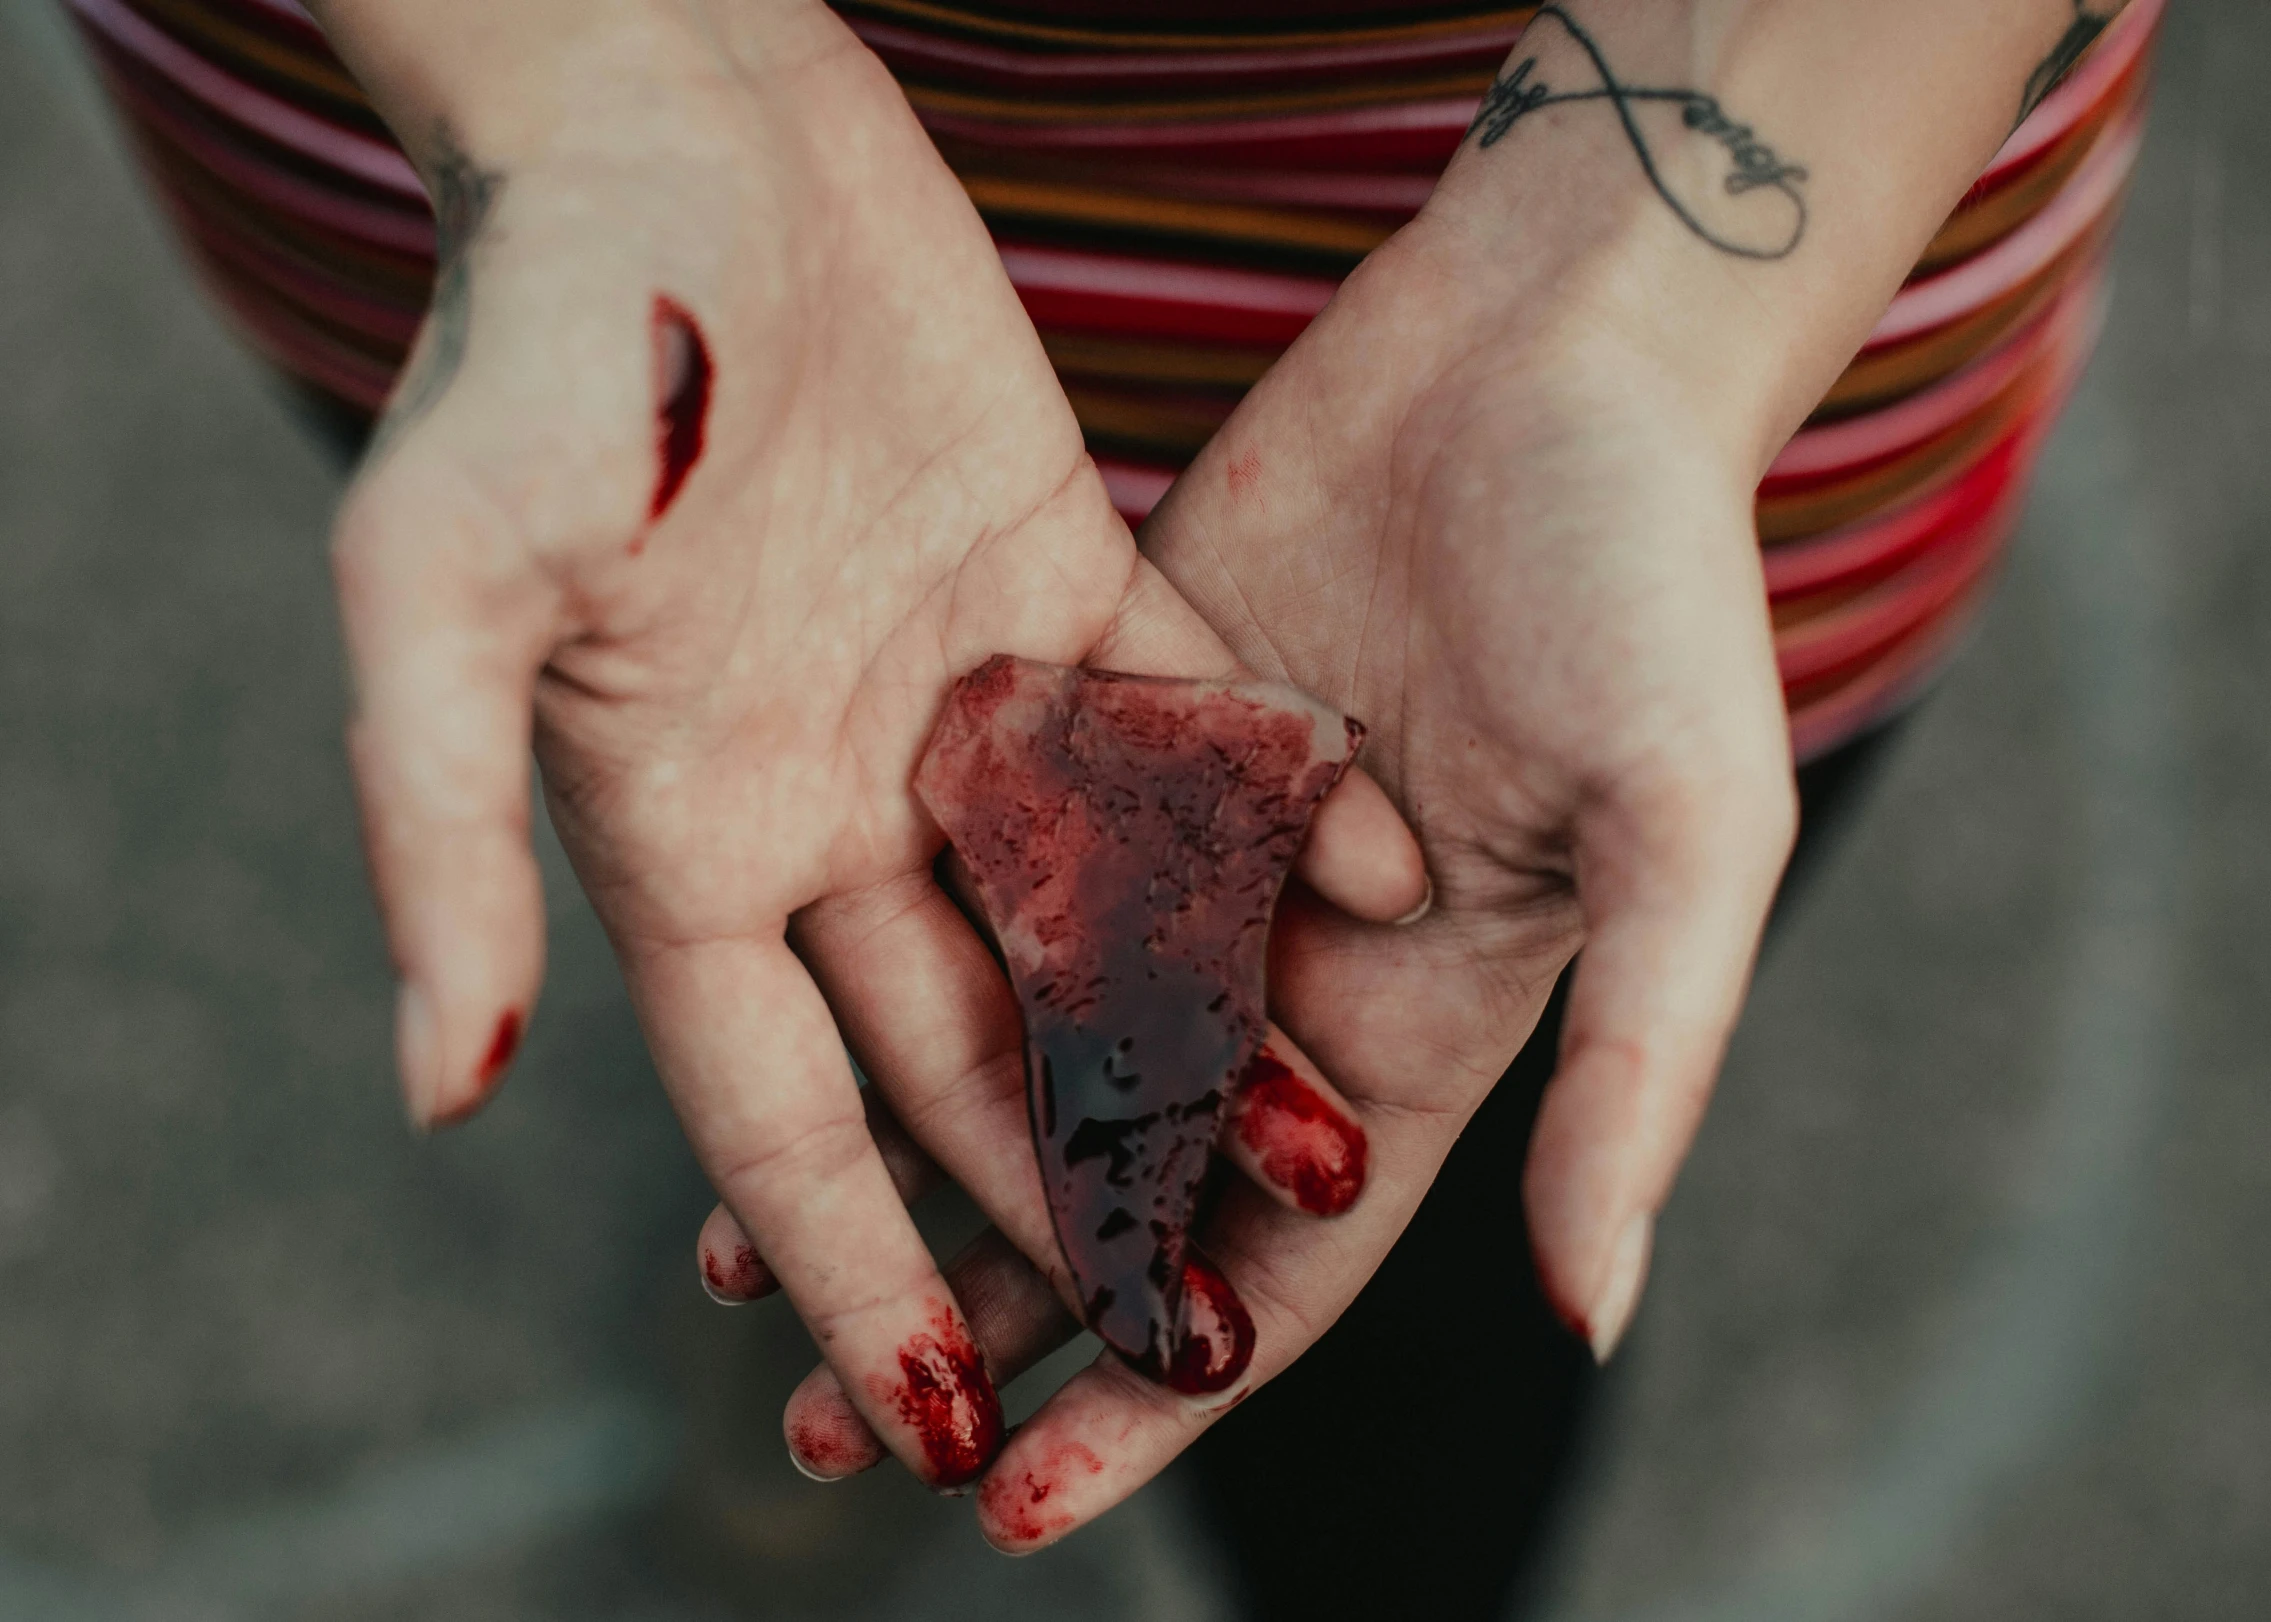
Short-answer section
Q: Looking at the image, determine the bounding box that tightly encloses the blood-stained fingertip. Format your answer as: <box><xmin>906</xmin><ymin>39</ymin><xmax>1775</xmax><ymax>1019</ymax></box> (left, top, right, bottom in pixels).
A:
<box><xmin>886</xmin><ymin>1306</ymin><xmax>1004</xmax><ymax>1490</ymax></box>
<box><xmin>1163</xmin><ymin>1252</ymin><xmax>1255</xmax><ymax>1396</ymax></box>
<box><xmin>1235</xmin><ymin>1047</ymin><xmax>1368</xmax><ymax>1216</ymax></box>
<box><xmin>429</xmin><ymin>1007</ymin><xmax>521</xmax><ymax>1128</ymax></box>
<box><xmin>786</xmin><ymin>1380</ymin><xmax>886</xmax><ymax>1482</ymax></box>
<box><xmin>478</xmin><ymin>1008</ymin><xmax>522</xmax><ymax>1086</ymax></box>
<box><xmin>699</xmin><ymin>1239</ymin><xmax>775</xmax><ymax>1305</ymax></box>
<box><xmin>977</xmin><ymin>1440</ymin><xmax>1104</xmax><ymax>1553</ymax></box>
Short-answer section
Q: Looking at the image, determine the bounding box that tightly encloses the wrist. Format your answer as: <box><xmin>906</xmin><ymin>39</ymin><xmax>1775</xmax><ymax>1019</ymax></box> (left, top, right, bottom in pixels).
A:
<box><xmin>1396</xmin><ymin>0</ymin><xmax>2094</xmax><ymax>479</ymax></box>
<box><xmin>305</xmin><ymin>0</ymin><xmax>836</xmax><ymax>175</ymax></box>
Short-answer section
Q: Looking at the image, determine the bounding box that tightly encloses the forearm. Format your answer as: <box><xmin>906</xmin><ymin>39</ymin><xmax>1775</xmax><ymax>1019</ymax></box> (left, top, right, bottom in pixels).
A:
<box><xmin>1412</xmin><ymin>0</ymin><xmax>2132</xmax><ymax>473</ymax></box>
<box><xmin>299</xmin><ymin>0</ymin><xmax>842</xmax><ymax>172</ymax></box>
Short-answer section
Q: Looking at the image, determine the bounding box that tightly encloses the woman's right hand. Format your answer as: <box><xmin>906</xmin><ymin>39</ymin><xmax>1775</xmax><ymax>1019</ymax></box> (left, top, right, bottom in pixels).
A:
<box><xmin>324</xmin><ymin>0</ymin><xmax>1424</xmax><ymax>1493</ymax></box>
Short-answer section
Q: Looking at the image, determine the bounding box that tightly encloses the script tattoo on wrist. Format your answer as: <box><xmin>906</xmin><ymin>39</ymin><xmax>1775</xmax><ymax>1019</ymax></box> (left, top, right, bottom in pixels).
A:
<box><xmin>368</xmin><ymin>128</ymin><xmax>502</xmax><ymax>463</ymax></box>
<box><xmin>2019</xmin><ymin>2</ymin><xmax>2116</xmax><ymax>125</ymax></box>
<box><xmin>1466</xmin><ymin>4</ymin><xmax>1808</xmax><ymax>261</ymax></box>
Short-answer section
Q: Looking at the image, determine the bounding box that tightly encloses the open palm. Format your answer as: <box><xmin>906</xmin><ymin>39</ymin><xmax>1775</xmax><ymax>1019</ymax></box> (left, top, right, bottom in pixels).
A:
<box><xmin>333</xmin><ymin>5</ymin><xmax>1418</xmax><ymax>1493</ymax></box>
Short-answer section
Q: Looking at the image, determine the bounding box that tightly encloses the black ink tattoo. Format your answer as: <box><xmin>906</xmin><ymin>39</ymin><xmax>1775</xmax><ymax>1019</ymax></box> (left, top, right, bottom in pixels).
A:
<box><xmin>367</xmin><ymin>128</ymin><xmax>502</xmax><ymax>463</ymax></box>
<box><xmin>1466</xmin><ymin>4</ymin><xmax>1808</xmax><ymax>261</ymax></box>
<box><xmin>2019</xmin><ymin>2</ymin><xmax>2114</xmax><ymax>126</ymax></box>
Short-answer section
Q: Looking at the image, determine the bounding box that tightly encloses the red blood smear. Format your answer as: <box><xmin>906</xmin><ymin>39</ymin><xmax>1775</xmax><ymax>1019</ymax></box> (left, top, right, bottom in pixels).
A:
<box><xmin>645</xmin><ymin>294</ymin><xmax>712</xmax><ymax>528</ymax></box>
<box><xmin>915</xmin><ymin>656</ymin><xmax>1358</xmax><ymax>1384</ymax></box>
<box><xmin>978</xmin><ymin>1440</ymin><xmax>1104</xmax><ymax>1547</ymax></box>
<box><xmin>893</xmin><ymin>1308</ymin><xmax>1005</xmax><ymax>1488</ymax></box>
<box><xmin>788</xmin><ymin>1391</ymin><xmax>885</xmax><ymax>1479</ymax></box>
<box><xmin>1163</xmin><ymin>1251</ymin><xmax>1256</xmax><ymax>1395</ymax></box>
<box><xmin>701</xmin><ymin>1242</ymin><xmax>774</xmax><ymax>1302</ymax></box>
<box><xmin>1235</xmin><ymin>1048</ymin><xmax>1368</xmax><ymax>1216</ymax></box>
<box><xmin>478</xmin><ymin>1009</ymin><xmax>521</xmax><ymax>1087</ymax></box>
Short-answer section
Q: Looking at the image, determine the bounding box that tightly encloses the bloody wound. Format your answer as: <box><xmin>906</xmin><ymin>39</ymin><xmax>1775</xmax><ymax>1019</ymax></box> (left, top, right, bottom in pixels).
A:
<box><xmin>646</xmin><ymin>294</ymin><xmax>712</xmax><ymax>528</ymax></box>
<box><xmin>915</xmin><ymin>655</ymin><xmax>1359</xmax><ymax>1390</ymax></box>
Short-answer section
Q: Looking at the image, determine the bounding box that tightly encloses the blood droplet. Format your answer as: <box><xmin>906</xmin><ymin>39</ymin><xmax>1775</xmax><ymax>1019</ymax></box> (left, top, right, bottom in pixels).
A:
<box><xmin>645</xmin><ymin>294</ymin><xmax>712</xmax><ymax>532</ymax></box>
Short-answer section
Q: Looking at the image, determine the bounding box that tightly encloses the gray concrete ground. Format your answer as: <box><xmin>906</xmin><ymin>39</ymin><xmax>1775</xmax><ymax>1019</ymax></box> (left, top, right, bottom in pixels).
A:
<box><xmin>1</xmin><ymin>1</ymin><xmax>2265</xmax><ymax>1618</ymax></box>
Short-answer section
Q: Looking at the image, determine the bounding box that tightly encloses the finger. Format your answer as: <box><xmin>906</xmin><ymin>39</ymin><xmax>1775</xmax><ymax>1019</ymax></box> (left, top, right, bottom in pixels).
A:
<box><xmin>630</xmin><ymin>934</ymin><xmax>1004</xmax><ymax>1490</ymax></box>
<box><xmin>970</xmin><ymin>895</ymin><xmax>1560</xmax><ymax>1554</ymax></box>
<box><xmin>779</xmin><ymin>1036</ymin><xmax>1367</xmax><ymax>1477</ymax></box>
<box><xmin>696</xmin><ymin>1202</ymin><xmax>775</xmax><ymax>1305</ymax></box>
<box><xmin>1220</xmin><ymin>1035</ymin><xmax>1370</xmax><ymax>1218</ymax></box>
<box><xmin>973</xmin><ymin>1221</ymin><xmax>1309</xmax><ymax>1555</ymax></box>
<box><xmin>786</xmin><ymin>1226</ymin><xmax>1081</xmax><ymax>1482</ymax></box>
<box><xmin>1091</xmin><ymin>556</ymin><xmax>1428</xmax><ymax>924</ymax></box>
<box><xmin>332</xmin><ymin>455</ymin><xmax>563</xmax><ymax>1128</ymax></box>
<box><xmin>796</xmin><ymin>874</ymin><xmax>1371</xmax><ymax>1298</ymax></box>
<box><xmin>1524</xmin><ymin>764</ymin><xmax>1796</xmax><ymax>1362</ymax></box>
<box><xmin>789</xmin><ymin>872</ymin><xmax>1066</xmax><ymax>1294</ymax></box>
<box><xmin>1300</xmin><ymin>764</ymin><xmax>1432</xmax><ymax>923</ymax></box>
<box><xmin>695</xmin><ymin>1087</ymin><xmax>946</xmax><ymax>1304</ymax></box>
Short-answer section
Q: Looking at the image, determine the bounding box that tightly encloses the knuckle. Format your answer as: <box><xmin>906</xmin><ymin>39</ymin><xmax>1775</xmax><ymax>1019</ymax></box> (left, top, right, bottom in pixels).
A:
<box><xmin>895</xmin><ymin>1045</ymin><xmax>1028</xmax><ymax>1148</ymax></box>
<box><xmin>712</xmin><ymin>1106</ymin><xmax>878</xmax><ymax>1214</ymax></box>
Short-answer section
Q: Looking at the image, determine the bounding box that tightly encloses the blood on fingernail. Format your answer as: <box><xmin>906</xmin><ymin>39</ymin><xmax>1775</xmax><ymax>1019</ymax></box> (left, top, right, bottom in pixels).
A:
<box><xmin>701</xmin><ymin>1241</ymin><xmax>773</xmax><ymax>1302</ymax></box>
<box><xmin>1161</xmin><ymin>1251</ymin><xmax>1255</xmax><ymax>1396</ymax></box>
<box><xmin>888</xmin><ymin>1306</ymin><xmax>1004</xmax><ymax>1489</ymax></box>
<box><xmin>788</xmin><ymin>1385</ymin><xmax>885</xmax><ymax>1480</ymax></box>
<box><xmin>1235</xmin><ymin>1047</ymin><xmax>1368</xmax><ymax>1215</ymax></box>
<box><xmin>430</xmin><ymin>1008</ymin><xmax>522</xmax><ymax>1127</ymax></box>
<box><xmin>477</xmin><ymin>1008</ymin><xmax>522</xmax><ymax>1087</ymax></box>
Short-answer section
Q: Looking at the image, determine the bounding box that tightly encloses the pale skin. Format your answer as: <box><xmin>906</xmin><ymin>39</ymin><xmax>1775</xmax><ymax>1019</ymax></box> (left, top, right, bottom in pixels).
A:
<box><xmin>311</xmin><ymin>0</ymin><xmax>2131</xmax><ymax>1548</ymax></box>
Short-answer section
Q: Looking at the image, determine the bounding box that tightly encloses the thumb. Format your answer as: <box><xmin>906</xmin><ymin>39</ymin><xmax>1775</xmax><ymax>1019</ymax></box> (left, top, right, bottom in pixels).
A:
<box><xmin>1091</xmin><ymin>556</ymin><xmax>1430</xmax><ymax>926</ymax></box>
<box><xmin>1524</xmin><ymin>758</ymin><xmax>1796</xmax><ymax>1360</ymax></box>
<box><xmin>333</xmin><ymin>445</ymin><xmax>563</xmax><ymax>1127</ymax></box>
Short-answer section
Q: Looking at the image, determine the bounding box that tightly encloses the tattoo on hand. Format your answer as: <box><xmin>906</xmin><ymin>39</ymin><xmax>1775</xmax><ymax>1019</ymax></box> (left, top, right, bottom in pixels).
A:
<box><xmin>1466</xmin><ymin>4</ymin><xmax>1808</xmax><ymax>261</ymax></box>
<box><xmin>368</xmin><ymin>128</ymin><xmax>502</xmax><ymax>462</ymax></box>
<box><xmin>2020</xmin><ymin>2</ymin><xmax>2115</xmax><ymax>125</ymax></box>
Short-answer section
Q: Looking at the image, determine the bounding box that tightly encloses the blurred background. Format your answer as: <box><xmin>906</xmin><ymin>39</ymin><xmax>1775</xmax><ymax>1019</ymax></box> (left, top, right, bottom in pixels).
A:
<box><xmin>2</xmin><ymin>0</ymin><xmax>2267</xmax><ymax>1617</ymax></box>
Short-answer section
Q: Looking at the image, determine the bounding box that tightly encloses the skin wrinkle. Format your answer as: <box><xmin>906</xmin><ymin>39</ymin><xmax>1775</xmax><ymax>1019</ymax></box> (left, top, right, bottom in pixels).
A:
<box><xmin>710</xmin><ymin>1108</ymin><xmax>878</xmax><ymax>1220</ymax></box>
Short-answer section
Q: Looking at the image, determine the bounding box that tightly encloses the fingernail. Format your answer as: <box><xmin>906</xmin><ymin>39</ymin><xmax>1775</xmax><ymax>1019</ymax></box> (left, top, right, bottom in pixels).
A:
<box><xmin>1393</xmin><ymin>875</ymin><xmax>1434</xmax><ymax>927</ymax></box>
<box><xmin>788</xmin><ymin>1447</ymin><xmax>841</xmax><ymax>1484</ymax></box>
<box><xmin>394</xmin><ymin>980</ymin><xmax>439</xmax><ymax>1128</ymax></box>
<box><xmin>1235</xmin><ymin>1049</ymin><xmax>1367</xmax><ymax>1216</ymax></box>
<box><xmin>786</xmin><ymin>1391</ymin><xmax>886</xmax><ymax>1481</ymax></box>
<box><xmin>700</xmin><ymin>1241</ymin><xmax>775</xmax><ymax>1306</ymax></box>
<box><xmin>1588</xmin><ymin>1212</ymin><xmax>1654</xmax><ymax>1364</ymax></box>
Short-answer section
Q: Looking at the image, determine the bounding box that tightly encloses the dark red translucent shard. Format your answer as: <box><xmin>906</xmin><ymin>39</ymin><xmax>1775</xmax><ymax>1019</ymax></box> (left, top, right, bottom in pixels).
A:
<box><xmin>915</xmin><ymin>654</ymin><xmax>1361</xmax><ymax>1385</ymax></box>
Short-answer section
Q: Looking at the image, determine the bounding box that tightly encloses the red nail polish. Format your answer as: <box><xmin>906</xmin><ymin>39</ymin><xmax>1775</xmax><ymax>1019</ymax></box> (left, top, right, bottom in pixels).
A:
<box><xmin>1235</xmin><ymin>1048</ymin><xmax>1369</xmax><ymax>1216</ymax></box>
